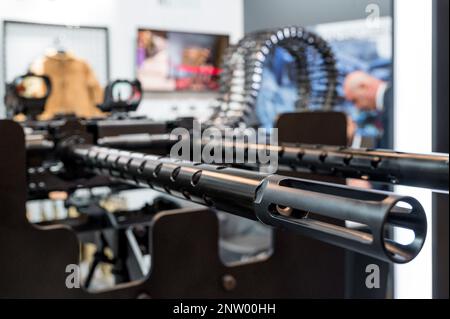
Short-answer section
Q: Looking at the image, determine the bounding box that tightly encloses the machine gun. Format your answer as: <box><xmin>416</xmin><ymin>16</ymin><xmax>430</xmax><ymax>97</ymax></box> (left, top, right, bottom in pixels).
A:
<box><xmin>1</xmin><ymin>117</ymin><xmax>431</xmax><ymax>298</ymax></box>
<box><xmin>6</xmin><ymin>74</ymin><xmax>439</xmax><ymax>266</ymax></box>
<box><xmin>4</xmin><ymin>115</ymin><xmax>429</xmax><ymax>264</ymax></box>
<box><xmin>91</xmin><ymin>133</ymin><xmax>450</xmax><ymax>192</ymax></box>
<box><xmin>61</xmin><ymin>140</ymin><xmax>427</xmax><ymax>264</ymax></box>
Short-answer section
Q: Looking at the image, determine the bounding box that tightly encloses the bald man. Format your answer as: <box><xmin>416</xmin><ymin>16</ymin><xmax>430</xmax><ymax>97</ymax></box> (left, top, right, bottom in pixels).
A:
<box><xmin>344</xmin><ymin>71</ymin><xmax>389</xmax><ymax>111</ymax></box>
<box><xmin>344</xmin><ymin>71</ymin><xmax>393</xmax><ymax>148</ymax></box>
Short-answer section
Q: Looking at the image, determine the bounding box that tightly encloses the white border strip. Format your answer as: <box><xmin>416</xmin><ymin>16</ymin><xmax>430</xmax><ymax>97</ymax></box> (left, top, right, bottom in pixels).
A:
<box><xmin>394</xmin><ymin>0</ymin><xmax>433</xmax><ymax>299</ymax></box>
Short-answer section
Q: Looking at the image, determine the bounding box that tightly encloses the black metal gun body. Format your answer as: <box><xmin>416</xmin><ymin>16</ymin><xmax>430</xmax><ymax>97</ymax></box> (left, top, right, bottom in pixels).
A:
<box><xmin>17</xmin><ymin>119</ymin><xmax>439</xmax><ymax>264</ymax></box>
<box><xmin>92</xmin><ymin>133</ymin><xmax>449</xmax><ymax>192</ymax></box>
<box><xmin>22</xmin><ymin>118</ymin><xmax>192</xmax><ymax>198</ymax></box>
<box><xmin>63</xmin><ymin>142</ymin><xmax>427</xmax><ymax>264</ymax></box>
<box><xmin>241</xmin><ymin>142</ymin><xmax>449</xmax><ymax>192</ymax></box>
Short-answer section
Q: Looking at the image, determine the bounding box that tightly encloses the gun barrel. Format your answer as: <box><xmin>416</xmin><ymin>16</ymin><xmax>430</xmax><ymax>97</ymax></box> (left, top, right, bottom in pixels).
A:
<box><xmin>94</xmin><ymin>134</ymin><xmax>448</xmax><ymax>192</ymax></box>
<box><xmin>273</xmin><ymin>143</ymin><xmax>449</xmax><ymax>192</ymax></box>
<box><xmin>66</xmin><ymin>143</ymin><xmax>427</xmax><ymax>264</ymax></box>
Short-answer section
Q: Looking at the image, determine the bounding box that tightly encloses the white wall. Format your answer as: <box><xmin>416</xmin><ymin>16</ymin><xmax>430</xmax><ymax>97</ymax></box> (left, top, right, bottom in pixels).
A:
<box><xmin>394</xmin><ymin>0</ymin><xmax>433</xmax><ymax>299</ymax></box>
<box><xmin>0</xmin><ymin>0</ymin><xmax>244</xmax><ymax>119</ymax></box>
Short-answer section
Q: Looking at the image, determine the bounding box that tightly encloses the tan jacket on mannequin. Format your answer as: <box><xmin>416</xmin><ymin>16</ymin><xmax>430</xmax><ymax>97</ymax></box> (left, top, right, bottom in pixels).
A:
<box><xmin>31</xmin><ymin>51</ymin><xmax>104</xmax><ymax>120</ymax></box>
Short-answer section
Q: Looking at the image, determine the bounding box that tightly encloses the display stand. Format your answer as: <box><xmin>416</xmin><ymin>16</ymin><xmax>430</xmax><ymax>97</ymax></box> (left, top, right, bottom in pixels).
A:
<box><xmin>0</xmin><ymin>112</ymin><xmax>388</xmax><ymax>298</ymax></box>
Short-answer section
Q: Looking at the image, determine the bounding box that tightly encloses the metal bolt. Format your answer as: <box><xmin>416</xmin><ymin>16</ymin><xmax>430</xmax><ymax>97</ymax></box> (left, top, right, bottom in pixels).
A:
<box><xmin>276</xmin><ymin>205</ymin><xmax>293</xmax><ymax>217</ymax></box>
